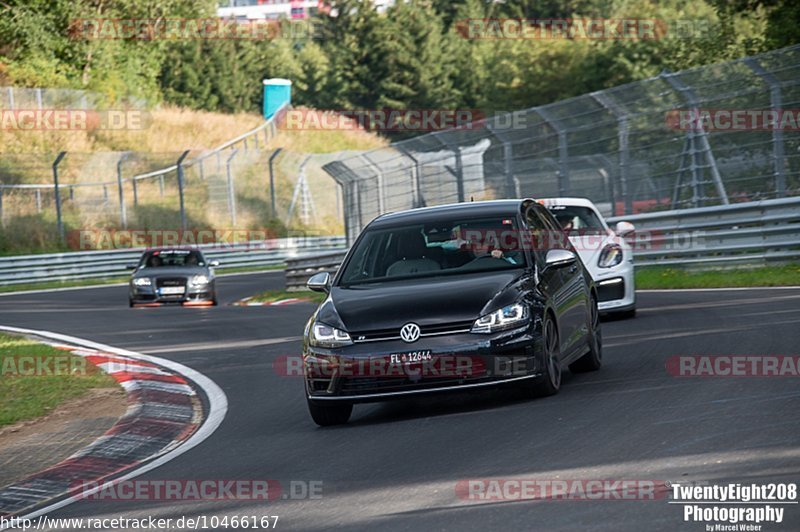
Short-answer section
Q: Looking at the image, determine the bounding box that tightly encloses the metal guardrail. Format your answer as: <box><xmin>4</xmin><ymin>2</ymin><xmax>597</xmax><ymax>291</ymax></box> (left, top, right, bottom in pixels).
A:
<box><xmin>285</xmin><ymin>250</ymin><xmax>348</xmax><ymax>291</ymax></box>
<box><xmin>608</xmin><ymin>197</ymin><xmax>800</xmax><ymax>267</ymax></box>
<box><xmin>284</xmin><ymin>197</ymin><xmax>800</xmax><ymax>285</ymax></box>
<box><xmin>0</xmin><ymin>236</ymin><xmax>346</xmax><ymax>287</ymax></box>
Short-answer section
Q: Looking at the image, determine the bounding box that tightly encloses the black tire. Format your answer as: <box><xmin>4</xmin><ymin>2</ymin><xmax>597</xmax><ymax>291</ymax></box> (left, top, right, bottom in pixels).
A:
<box><xmin>518</xmin><ymin>313</ymin><xmax>561</xmax><ymax>398</ymax></box>
<box><xmin>569</xmin><ymin>296</ymin><xmax>603</xmax><ymax>373</ymax></box>
<box><xmin>307</xmin><ymin>399</ymin><xmax>352</xmax><ymax>426</ymax></box>
<box><xmin>128</xmin><ymin>299</ymin><xmax>134</xmax><ymax>308</ymax></box>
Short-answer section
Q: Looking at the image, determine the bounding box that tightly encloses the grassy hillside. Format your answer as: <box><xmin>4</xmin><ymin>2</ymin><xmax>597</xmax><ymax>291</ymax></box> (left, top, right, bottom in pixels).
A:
<box><xmin>0</xmin><ymin>106</ymin><xmax>387</xmax><ymax>255</ymax></box>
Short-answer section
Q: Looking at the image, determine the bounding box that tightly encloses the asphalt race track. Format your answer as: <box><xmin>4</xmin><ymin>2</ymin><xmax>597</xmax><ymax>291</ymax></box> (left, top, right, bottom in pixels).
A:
<box><xmin>1</xmin><ymin>272</ymin><xmax>799</xmax><ymax>531</ymax></box>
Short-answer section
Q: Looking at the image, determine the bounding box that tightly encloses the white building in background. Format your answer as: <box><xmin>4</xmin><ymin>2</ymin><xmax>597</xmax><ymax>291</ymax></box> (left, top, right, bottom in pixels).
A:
<box><xmin>217</xmin><ymin>0</ymin><xmax>395</xmax><ymax>20</ymax></box>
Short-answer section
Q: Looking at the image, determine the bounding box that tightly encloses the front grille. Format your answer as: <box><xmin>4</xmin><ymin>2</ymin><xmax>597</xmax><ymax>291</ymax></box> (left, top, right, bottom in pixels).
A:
<box><xmin>156</xmin><ymin>277</ymin><xmax>186</xmax><ymax>288</ymax></box>
<box><xmin>352</xmin><ymin>321</ymin><xmax>474</xmax><ymax>343</ymax></box>
<box><xmin>597</xmin><ymin>278</ymin><xmax>625</xmax><ymax>302</ymax></box>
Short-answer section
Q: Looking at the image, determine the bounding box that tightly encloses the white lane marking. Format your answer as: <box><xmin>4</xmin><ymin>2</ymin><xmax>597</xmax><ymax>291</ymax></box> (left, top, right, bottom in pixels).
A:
<box><xmin>130</xmin><ymin>336</ymin><xmax>302</xmax><ymax>354</ymax></box>
<box><xmin>0</xmin><ymin>269</ymin><xmax>284</xmax><ymax>297</ymax></box>
<box><xmin>0</xmin><ymin>325</ymin><xmax>228</xmax><ymax>525</ymax></box>
<box><xmin>638</xmin><ymin>286</ymin><xmax>800</xmax><ymax>293</ymax></box>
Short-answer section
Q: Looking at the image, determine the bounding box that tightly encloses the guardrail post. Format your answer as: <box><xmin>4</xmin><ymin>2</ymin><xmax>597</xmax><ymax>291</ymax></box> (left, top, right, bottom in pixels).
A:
<box><xmin>36</xmin><ymin>189</ymin><xmax>42</xmax><ymax>212</ymax></box>
<box><xmin>0</xmin><ymin>185</ymin><xmax>4</xmax><ymax>226</ymax></box>
<box><xmin>268</xmin><ymin>148</ymin><xmax>282</xmax><ymax>218</ymax></box>
<box><xmin>69</xmin><ymin>186</ymin><xmax>74</xmax><ymax>200</ymax></box>
<box><xmin>52</xmin><ymin>151</ymin><xmax>67</xmax><ymax>243</ymax></box>
<box><xmin>7</xmin><ymin>88</ymin><xmax>13</xmax><ymax>110</ymax></box>
<box><xmin>102</xmin><ymin>184</ymin><xmax>108</xmax><ymax>204</ymax></box>
<box><xmin>116</xmin><ymin>153</ymin><xmax>128</xmax><ymax>228</ymax></box>
<box><xmin>198</xmin><ymin>157</ymin><xmax>205</xmax><ymax>181</ymax></box>
<box><xmin>35</xmin><ymin>88</ymin><xmax>43</xmax><ymax>110</ymax></box>
<box><xmin>226</xmin><ymin>149</ymin><xmax>239</xmax><ymax>226</ymax></box>
<box><xmin>159</xmin><ymin>175</ymin><xmax>164</xmax><ymax>196</ymax></box>
<box><xmin>176</xmin><ymin>150</ymin><xmax>190</xmax><ymax>230</ymax></box>
<box><xmin>744</xmin><ymin>58</ymin><xmax>787</xmax><ymax>198</ymax></box>
<box><xmin>132</xmin><ymin>177</ymin><xmax>139</xmax><ymax>206</ymax></box>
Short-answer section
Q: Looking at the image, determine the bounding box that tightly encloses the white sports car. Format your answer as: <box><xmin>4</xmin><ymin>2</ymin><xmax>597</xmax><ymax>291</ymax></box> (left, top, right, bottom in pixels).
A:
<box><xmin>541</xmin><ymin>198</ymin><xmax>636</xmax><ymax>318</ymax></box>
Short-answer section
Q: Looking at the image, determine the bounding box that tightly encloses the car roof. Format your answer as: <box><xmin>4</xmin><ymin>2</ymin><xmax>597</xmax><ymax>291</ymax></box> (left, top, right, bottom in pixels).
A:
<box><xmin>368</xmin><ymin>199</ymin><xmax>536</xmax><ymax>228</ymax></box>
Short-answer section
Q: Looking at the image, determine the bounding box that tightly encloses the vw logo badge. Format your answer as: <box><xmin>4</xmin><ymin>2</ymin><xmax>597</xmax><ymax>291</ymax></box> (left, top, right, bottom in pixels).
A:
<box><xmin>400</xmin><ymin>323</ymin><xmax>421</xmax><ymax>343</ymax></box>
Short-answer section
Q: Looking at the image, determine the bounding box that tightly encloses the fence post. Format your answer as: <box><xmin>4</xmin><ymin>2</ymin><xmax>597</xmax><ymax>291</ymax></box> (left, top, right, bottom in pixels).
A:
<box><xmin>52</xmin><ymin>151</ymin><xmax>67</xmax><ymax>243</ymax></box>
<box><xmin>360</xmin><ymin>155</ymin><xmax>385</xmax><ymax>214</ymax></box>
<box><xmin>268</xmin><ymin>148</ymin><xmax>282</xmax><ymax>218</ymax></box>
<box><xmin>485</xmin><ymin>124</ymin><xmax>518</xmax><ymax>197</ymax></box>
<box><xmin>661</xmin><ymin>71</ymin><xmax>729</xmax><ymax>206</ymax></box>
<box><xmin>591</xmin><ymin>91</ymin><xmax>631</xmax><ymax>216</ymax></box>
<box><xmin>744</xmin><ymin>58</ymin><xmax>786</xmax><ymax>198</ymax></box>
<box><xmin>7</xmin><ymin>88</ymin><xmax>13</xmax><ymax>110</ymax></box>
<box><xmin>536</xmin><ymin>107</ymin><xmax>570</xmax><ymax>196</ymax></box>
<box><xmin>226</xmin><ymin>149</ymin><xmax>239</xmax><ymax>226</ymax></box>
<box><xmin>117</xmin><ymin>153</ymin><xmax>128</xmax><ymax>228</ymax></box>
<box><xmin>36</xmin><ymin>88</ymin><xmax>43</xmax><ymax>110</ymax></box>
<box><xmin>159</xmin><ymin>175</ymin><xmax>164</xmax><ymax>196</ymax></box>
<box><xmin>396</xmin><ymin>146</ymin><xmax>424</xmax><ymax>208</ymax></box>
<box><xmin>36</xmin><ymin>189</ymin><xmax>42</xmax><ymax>212</ymax></box>
<box><xmin>0</xmin><ymin>185</ymin><xmax>3</xmax><ymax>226</ymax></box>
<box><xmin>133</xmin><ymin>177</ymin><xmax>139</xmax><ymax>206</ymax></box>
<box><xmin>176</xmin><ymin>150</ymin><xmax>190</xmax><ymax>230</ymax></box>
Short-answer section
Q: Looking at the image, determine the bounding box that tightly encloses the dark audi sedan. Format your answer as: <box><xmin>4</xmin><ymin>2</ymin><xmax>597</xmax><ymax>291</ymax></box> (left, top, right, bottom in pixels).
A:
<box><xmin>303</xmin><ymin>199</ymin><xmax>601</xmax><ymax>426</ymax></box>
<box><xmin>128</xmin><ymin>248</ymin><xmax>219</xmax><ymax>307</ymax></box>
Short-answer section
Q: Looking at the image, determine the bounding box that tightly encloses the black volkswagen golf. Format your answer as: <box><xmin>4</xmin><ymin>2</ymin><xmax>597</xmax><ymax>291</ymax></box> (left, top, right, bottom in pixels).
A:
<box><xmin>303</xmin><ymin>199</ymin><xmax>601</xmax><ymax>426</ymax></box>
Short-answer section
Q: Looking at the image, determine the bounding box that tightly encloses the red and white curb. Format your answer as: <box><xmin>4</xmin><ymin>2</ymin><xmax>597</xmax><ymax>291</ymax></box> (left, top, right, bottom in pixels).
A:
<box><xmin>0</xmin><ymin>326</ymin><xmax>227</xmax><ymax>525</ymax></box>
<box><xmin>234</xmin><ymin>296</ymin><xmax>311</xmax><ymax>307</ymax></box>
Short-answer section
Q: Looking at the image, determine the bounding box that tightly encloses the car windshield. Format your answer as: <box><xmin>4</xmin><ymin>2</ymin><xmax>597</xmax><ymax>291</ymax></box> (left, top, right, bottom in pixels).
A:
<box><xmin>547</xmin><ymin>205</ymin><xmax>606</xmax><ymax>235</ymax></box>
<box><xmin>141</xmin><ymin>249</ymin><xmax>204</xmax><ymax>268</ymax></box>
<box><xmin>338</xmin><ymin>216</ymin><xmax>527</xmax><ymax>286</ymax></box>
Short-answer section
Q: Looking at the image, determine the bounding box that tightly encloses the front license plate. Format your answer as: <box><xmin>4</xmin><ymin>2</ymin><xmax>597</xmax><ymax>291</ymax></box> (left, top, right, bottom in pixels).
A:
<box><xmin>390</xmin><ymin>350</ymin><xmax>432</xmax><ymax>365</ymax></box>
<box><xmin>159</xmin><ymin>286</ymin><xmax>185</xmax><ymax>295</ymax></box>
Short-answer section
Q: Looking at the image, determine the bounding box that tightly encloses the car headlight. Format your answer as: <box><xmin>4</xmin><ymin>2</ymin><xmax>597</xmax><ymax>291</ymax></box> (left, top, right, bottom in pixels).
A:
<box><xmin>598</xmin><ymin>243</ymin><xmax>623</xmax><ymax>268</ymax></box>
<box><xmin>309</xmin><ymin>322</ymin><xmax>353</xmax><ymax>348</ymax></box>
<box><xmin>471</xmin><ymin>303</ymin><xmax>529</xmax><ymax>334</ymax></box>
<box><xmin>132</xmin><ymin>277</ymin><xmax>151</xmax><ymax>287</ymax></box>
<box><xmin>189</xmin><ymin>274</ymin><xmax>210</xmax><ymax>287</ymax></box>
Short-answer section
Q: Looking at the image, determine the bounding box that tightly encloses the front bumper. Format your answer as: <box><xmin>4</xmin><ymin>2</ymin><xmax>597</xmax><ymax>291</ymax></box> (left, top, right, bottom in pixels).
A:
<box><xmin>593</xmin><ymin>260</ymin><xmax>635</xmax><ymax>313</ymax></box>
<box><xmin>304</xmin><ymin>324</ymin><xmax>543</xmax><ymax>403</ymax></box>
<box><xmin>129</xmin><ymin>282</ymin><xmax>216</xmax><ymax>306</ymax></box>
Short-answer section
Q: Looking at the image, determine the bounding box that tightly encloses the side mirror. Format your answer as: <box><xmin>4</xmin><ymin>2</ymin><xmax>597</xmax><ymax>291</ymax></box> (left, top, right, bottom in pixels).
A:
<box><xmin>126</xmin><ymin>263</ymin><xmax>138</xmax><ymax>270</ymax></box>
<box><xmin>209</xmin><ymin>260</ymin><xmax>220</xmax><ymax>267</ymax></box>
<box><xmin>544</xmin><ymin>249</ymin><xmax>577</xmax><ymax>271</ymax></box>
<box><xmin>615</xmin><ymin>221</ymin><xmax>635</xmax><ymax>238</ymax></box>
<box><xmin>307</xmin><ymin>272</ymin><xmax>331</xmax><ymax>293</ymax></box>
